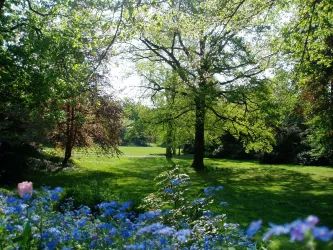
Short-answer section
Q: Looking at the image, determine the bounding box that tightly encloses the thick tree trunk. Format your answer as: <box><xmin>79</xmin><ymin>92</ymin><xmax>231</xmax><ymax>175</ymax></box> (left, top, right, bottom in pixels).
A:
<box><xmin>191</xmin><ymin>94</ymin><xmax>206</xmax><ymax>171</ymax></box>
<box><xmin>166</xmin><ymin>146</ymin><xmax>172</xmax><ymax>157</ymax></box>
<box><xmin>62</xmin><ymin>142</ymin><xmax>72</xmax><ymax>166</ymax></box>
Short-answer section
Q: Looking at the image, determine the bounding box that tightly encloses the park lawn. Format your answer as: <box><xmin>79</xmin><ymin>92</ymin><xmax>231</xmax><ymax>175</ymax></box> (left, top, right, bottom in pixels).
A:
<box><xmin>118</xmin><ymin>145</ymin><xmax>166</xmax><ymax>156</ymax></box>
<box><xmin>25</xmin><ymin>147</ymin><xmax>333</xmax><ymax>232</ymax></box>
<box><xmin>70</xmin><ymin>145</ymin><xmax>166</xmax><ymax>157</ymax></box>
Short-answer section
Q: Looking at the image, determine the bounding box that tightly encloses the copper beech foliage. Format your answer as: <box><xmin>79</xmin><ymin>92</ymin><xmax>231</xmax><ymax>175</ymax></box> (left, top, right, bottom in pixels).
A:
<box><xmin>52</xmin><ymin>95</ymin><xmax>123</xmax><ymax>165</ymax></box>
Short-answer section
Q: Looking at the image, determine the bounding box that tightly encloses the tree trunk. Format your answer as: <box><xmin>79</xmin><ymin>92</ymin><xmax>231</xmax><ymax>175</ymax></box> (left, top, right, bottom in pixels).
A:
<box><xmin>172</xmin><ymin>146</ymin><xmax>177</xmax><ymax>156</ymax></box>
<box><xmin>165</xmin><ymin>122</ymin><xmax>173</xmax><ymax>157</ymax></box>
<box><xmin>191</xmin><ymin>94</ymin><xmax>206</xmax><ymax>171</ymax></box>
<box><xmin>62</xmin><ymin>142</ymin><xmax>72</xmax><ymax>166</ymax></box>
<box><xmin>62</xmin><ymin>104</ymin><xmax>75</xmax><ymax>166</ymax></box>
<box><xmin>166</xmin><ymin>146</ymin><xmax>172</xmax><ymax>157</ymax></box>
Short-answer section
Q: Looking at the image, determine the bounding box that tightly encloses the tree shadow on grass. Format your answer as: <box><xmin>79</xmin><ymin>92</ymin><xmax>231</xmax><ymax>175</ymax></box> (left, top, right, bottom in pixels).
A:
<box><xmin>187</xmin><ymin>165</ymin><xmax>333</xmax><ymax>228</ymax></box>
<box><xmin>22</xmin><ymin>156</ymin><xmax>333</xmax><ymax>230</ymax></box>
<box><xmin>25</xmin><ymin>157</ymin><xmax>172</xmax><ymax>206</ymax></box>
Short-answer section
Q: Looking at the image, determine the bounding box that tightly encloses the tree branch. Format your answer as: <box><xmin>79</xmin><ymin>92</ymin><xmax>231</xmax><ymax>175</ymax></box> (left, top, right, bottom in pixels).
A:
<box><xmin>26</xmin><ymin>0</ymin><xmax>54</xmax><ymax>16</ymax></box>
<box><xmin>208</xmin><ymin>106</ymin><xmax>254</xmax><ymax>133</ymax></box>
<box><xmin>151</xmin><ymin>109</ymin><xmax>192</xmax><ymax>125</ymax></box>
<box><xmin>221</xmin><ymin>0</ymin><xmax>246</xmax><ymax>33</ymax></box>
<box><xmin>85</xmin><ymin>0</ymin><xmax>125</xmax><ymax>84</ymax></box>
<box><xmin>299</xmin><ymin>0</ymin><xmax>317</xmax><ymax>69</ymax></box>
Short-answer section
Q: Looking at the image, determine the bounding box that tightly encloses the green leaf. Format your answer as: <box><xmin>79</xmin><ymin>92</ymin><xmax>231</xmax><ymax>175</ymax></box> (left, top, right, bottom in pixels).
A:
<box><xmin>20</xmin><ymin>219</ymin><xmax>32</xmax><ymax>249</ymax></box>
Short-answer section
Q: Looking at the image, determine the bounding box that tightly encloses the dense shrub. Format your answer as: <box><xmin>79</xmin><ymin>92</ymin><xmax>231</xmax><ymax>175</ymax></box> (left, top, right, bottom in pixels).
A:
<box><xmin>0</xmin><ymin>142</ymin><xmax>40</xmax><ymax>184</ymax></box>
<box><xmin>295</xmin><ymin>151</ymin><xmax>330</xmax><ymax>166</ymax></box>
<box><xmin>210</xmin><ymin>134</ymin><xmax>256</xmax><ymax>160</ymax></box>
<box><xmin>182</xmin><ymin>139</ymin><xmax>195</xmax><ymax>154</ymax></box>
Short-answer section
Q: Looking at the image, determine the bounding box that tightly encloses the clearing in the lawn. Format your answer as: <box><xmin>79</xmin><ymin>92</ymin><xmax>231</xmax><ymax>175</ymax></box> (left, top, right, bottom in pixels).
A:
<box><xmin>26</xmin><ymin>146</ymin><xmax>333</xmax><ymax>229</ymax></box>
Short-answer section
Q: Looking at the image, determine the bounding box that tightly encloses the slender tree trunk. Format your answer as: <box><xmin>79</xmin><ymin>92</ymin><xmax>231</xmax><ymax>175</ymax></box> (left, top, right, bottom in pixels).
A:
<box><xmin>191</xmin><ymin>93</ymin><xmax>206</xmax><ymax>171</ymax></box>
<box><xmin>62</xmin><ymin>104</ymin><xmax>74</xmax><ymax>166</ymax></box>
<box><xmin>165</xmin><ymin>121</ymin><xmax>173</xmax><ymax>157</ymax></box>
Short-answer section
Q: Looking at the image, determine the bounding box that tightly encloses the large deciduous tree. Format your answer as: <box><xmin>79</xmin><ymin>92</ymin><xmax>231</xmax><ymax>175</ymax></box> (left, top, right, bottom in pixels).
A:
<box><xmin>0</xmin><ymin>0</ymin><xmax>125</xmax><ymax>164</ymax></box>
<box><xmin>127</xmin><ymin>0</ymin><xmax>277</xmax><ymax>170</ymax></box>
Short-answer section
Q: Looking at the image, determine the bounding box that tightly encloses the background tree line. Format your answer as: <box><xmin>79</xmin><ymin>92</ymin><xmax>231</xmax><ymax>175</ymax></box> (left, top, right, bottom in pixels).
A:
<box><xmin>1</xmin><ymin>0</ymin><xmax>332</xmax><ymax>181</ymax></box>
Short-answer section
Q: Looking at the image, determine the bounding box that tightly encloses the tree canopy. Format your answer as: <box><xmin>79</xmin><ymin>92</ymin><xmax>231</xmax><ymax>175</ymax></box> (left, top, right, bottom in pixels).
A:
<box><xmin>123</xmin><ymin>0</ymin><xmax>280</xmax><ymax>170</ymax></box>
<box><xmin>1</xmin><ymin>0</ymin><xmax>332</xmax><ymax>168</ymax></box>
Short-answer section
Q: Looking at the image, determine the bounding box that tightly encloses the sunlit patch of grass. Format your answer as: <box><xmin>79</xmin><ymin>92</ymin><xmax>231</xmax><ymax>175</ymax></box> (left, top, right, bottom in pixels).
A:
<box><xmin>71</xmin><ymin>145</ymin><xmax>166</xmax><ymax>157</ymax></box>
<box><xmin>118</xmin><ymin>146</ymin><xmax>166</xmax><ymax>156</ymax></box>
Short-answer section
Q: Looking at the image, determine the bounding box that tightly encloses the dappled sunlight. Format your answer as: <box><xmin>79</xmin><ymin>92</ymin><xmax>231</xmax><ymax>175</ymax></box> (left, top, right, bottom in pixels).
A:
<box><xmin>23</xmin><ymin>155</ymin><xmax>333</xmax><ymax>230</ymax></box>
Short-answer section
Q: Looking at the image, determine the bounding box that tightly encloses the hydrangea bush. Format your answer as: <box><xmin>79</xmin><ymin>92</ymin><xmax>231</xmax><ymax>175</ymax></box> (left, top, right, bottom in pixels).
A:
<box><xmin>0</xmin><ymin>166</ymin><xmax>332</xmax><ymax>249</ymax></box>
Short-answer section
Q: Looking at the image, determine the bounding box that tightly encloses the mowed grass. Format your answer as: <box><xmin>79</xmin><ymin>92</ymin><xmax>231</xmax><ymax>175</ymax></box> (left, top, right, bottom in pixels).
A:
<box><xmin>71</xmin><ymin>145</ymin><xmax>166</xmax><ymax>157</ymax></box>
<box><xmin>25</xmin><ymin>146</ymin><xmax>333</xmax><ymax>231</ymax></box>
<box><xmin>118</xmin><ymin>145</ymin><xmax>166</xmax><ymax>156</ymax></box>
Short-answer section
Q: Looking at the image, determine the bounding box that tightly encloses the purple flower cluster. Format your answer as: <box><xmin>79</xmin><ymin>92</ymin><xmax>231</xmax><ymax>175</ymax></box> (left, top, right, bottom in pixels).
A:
<box><xmin>246</xmin><ymin>215</ymin><xmax>333</xmax><ymax>245</ymax></box>
<box><xmin>263</xmin><ymin>215</ymin><xmax>333</xmax><ymax>243</ymax></box>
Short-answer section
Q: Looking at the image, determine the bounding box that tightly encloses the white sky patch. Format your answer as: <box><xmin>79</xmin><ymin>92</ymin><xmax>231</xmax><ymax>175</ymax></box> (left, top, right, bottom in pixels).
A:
<box><xmin>106</xmin><ymin>60</ymin><xmax>145</xmax><ymax>101</ymax></box>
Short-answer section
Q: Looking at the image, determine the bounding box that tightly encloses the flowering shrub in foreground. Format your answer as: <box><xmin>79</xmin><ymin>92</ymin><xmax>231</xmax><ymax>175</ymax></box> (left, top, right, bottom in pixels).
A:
<box><xmin>0</xmin><ymin>167</ymin><xmax>332</xmax><ymax>249</ymax></box>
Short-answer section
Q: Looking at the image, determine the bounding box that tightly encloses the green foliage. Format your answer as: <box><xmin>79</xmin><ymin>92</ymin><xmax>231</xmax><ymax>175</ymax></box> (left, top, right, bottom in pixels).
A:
<box><xmin>275</xmin><ymin>0</ymin><xmax>333</xmax><ymax>164</ymax></box>
<box><xmin>125</xmin><ymin>0</ymin><xmax>282</xmax><ymax>169</ymax></box>
<box><xmin>0</xmin><ymin>0</ymin><xmax>124</xmax><ymax>163</ymax></box>
<box><xmin>121</xmin><ymin>99</ymin><xmax>155</xmax><ymax>146</ymax></box>
<box><xmin>139</xmin><ymin>166</ymin><xmax>251</xmax><ymax>248</ymax></box>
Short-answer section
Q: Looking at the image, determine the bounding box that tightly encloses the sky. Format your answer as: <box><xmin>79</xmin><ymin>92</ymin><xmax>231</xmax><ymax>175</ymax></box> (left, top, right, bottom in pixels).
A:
<box><xmin>107</xmin><ymin>60</ymin><xmax>144</xmax><ymax>101</ymax></box>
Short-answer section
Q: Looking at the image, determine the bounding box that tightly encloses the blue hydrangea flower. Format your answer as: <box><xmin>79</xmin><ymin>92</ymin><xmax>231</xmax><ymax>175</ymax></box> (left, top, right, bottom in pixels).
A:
<box><xmin>263</xmin><ymin>223</ymin><xmax>290</xmax><ymax>241</ymax></box>
<box><xmin>246</xmin><ymin>219</ymin><xmax>262</xmax><ymax>237</ymax></box>
<box><xmin>191</xmin><ymin>198</ymin><xmax>206</xmax><ymax>205</ymax></box>
<box><xmin>97</xmin><ymin>201</ymin><xmax>118</xmax><ymax>209</ymax></box>
<box><xmin>175</xmin><ymin>229</ymin><xmax>191</xmax><ymax>243</ymax></box>
<box><xmin>219</xmin><ymin>202</ymin><xmax>228</xmax><ymax>207</ymax></box>
<box><xmin>119</xmin><ymin>201</ymin><xmax>133</xmax><ymax>211</ymax></box>
<box><xmin>163</xmin><ymin>187</ymin><xmax>174</xmax><ymax>194</ymax></box>
<box><xmin>170</xmin><ymin>178</ymin><xmax>183</xmax><ymax>186</ymax></box>
<box><xmin>204</xmin><ymin>187</ymin><xmax>215</xmax><ymax>197</ymax></box>
<box><xmin>157</xmin><ymin>226</ymin><xmax>175</xmax><ymax>236</ymax></box>
<box><xmin>312</xmin><ymin>226</ymin><xmax>332</xmax><ymax>242</ymax></box>
<box><xmin>140</xmin><ymin>210</ymin><xmax>162</xmax><ymax>220</ymax></box>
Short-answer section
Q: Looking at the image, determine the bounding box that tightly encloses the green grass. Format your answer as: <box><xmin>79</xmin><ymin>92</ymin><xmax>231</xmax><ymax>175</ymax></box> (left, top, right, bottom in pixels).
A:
<box><xmin>24</xmin><ymin>146</ymin><xmax>333</xmax><ymax>232</ymax></box>
<box><xmin>118</xmin><ymin>145</ymin><xmax>166</xmax><ymax>156</ymax></box>
<box><xmin>70</xmin><ymin>145</ymin><xmax>166</xmax><ymax>157</ymax></box>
